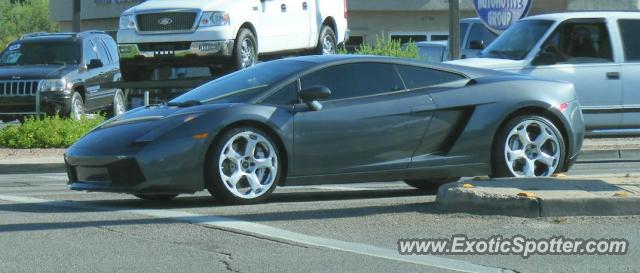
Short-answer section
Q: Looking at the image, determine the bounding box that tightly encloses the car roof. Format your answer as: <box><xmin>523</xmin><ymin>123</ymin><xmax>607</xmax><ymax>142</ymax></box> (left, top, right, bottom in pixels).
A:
<box><xmin>460</xmin><ymin>17</ymin><xmax>482</xmax><ymax>23</ymax></box>
<box><xmin>284</xmin><ymin>55</ymin><xmax>512</xmax><ymax>79</ymax></box>
<box><xmin>524</xmin><ymin>11</ymin><xmax>640</xmax><ymax>21</ymax></box>
<box><xmin>17</xmin><ymin>31</ymin><xmax>112</xmax><ymax>43</ymax></box>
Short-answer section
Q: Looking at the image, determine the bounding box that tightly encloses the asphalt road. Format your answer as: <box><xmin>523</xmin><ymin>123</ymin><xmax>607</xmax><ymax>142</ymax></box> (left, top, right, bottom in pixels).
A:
<box><xmin>0</xmin><ymin>162</ymin><xmax>637</xmax><ymax>273</ymax></box>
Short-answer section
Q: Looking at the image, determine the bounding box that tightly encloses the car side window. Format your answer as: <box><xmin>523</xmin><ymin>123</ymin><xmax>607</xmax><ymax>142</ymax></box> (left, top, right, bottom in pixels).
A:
<box><xmin>102</xmin><ymin>37</ymin><xmax>120</xmax><ymax>64</ymax></box>
<box><xmin>300</xmin><ymin>63</ymin><xmax>404</xmax><ymax>101</ymax></box>
<box><xmin>540</xmin><ymin>20</ymin><xmax>613</xmax><ymax>64</ymax></box>
<box><xmin>460</xmin><ymin>23</ymin><xmax>469</xmax><ymax>48</ymax></box>
<box><xmin>466</xmin><ymin>23</ymin><xmax>497</xmax><ymax>49</ymax></box>
<box><xmin>397</xmin><ymin>65</ymin><xmax>466</xmax><ymax>89</ymax></box>
<box><xmin>618</xmin><ymin>19</ymin><xmax>640</xmax><ymax>62</ymax></box>
<box><xmin>263</xmin><ymin>82</ymin><xmax>299</xmax><ymax>105</ymax></box>
<box><xmin>94</xmin><ymin>38</ymin><xmax>111</xmax><ymax>65</ymax></box>
<box><xmin>83</xmin><ymin>40</ymin><xmax>98</xmax><ymax>64</ymax></box>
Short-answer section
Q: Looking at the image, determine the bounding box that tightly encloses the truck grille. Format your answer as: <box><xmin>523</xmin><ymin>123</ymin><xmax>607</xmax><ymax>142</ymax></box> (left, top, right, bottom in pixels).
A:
<box><xmin>0</xmin><ymin>80</ymin><xmax>39</xmax><ymax>96</ymax></box>
<box><xmin>137</xmin><ymin>12</ymin><xmax>198</xmax><ymax>32</ymax></box>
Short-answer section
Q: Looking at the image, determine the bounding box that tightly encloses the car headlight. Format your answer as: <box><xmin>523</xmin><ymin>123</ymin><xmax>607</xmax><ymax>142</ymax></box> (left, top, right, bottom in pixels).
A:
<box><xmin>199</xmin><ymin>11</ymin><xmax>230</xmax><ymax>27</ymax></box>
<box><xmin>39</xmin><ymin>79</ymin><xmax>72</xmax><ymax>92</ymax></box>
<box><xmin>119</xmin><ymin>14</ymin><xmax>137</xmax><ymax>30</ymax></box>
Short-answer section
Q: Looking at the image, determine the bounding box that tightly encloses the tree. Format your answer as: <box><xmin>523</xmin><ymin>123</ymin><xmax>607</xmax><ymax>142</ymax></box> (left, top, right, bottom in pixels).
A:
<box><xmin>0</xmin><ymin>0</ymin><xmax>59</xmax><ymax>49</ymax></box>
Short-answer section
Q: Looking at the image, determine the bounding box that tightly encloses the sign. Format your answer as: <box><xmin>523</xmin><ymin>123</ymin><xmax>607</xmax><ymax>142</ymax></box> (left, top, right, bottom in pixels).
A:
<box><xmin>472</xmin><ymin>0</ymin><xmax>533</xmax><ymax>33</ymax></box>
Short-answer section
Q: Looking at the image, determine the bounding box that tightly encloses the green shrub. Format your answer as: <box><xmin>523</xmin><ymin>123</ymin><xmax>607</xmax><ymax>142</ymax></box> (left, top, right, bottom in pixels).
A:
<box><xmin>340</xmin><ymin>35</ymin><xmax>421</xmax><ymax>59</ymax></box>
<box><xmin>0</xmin><ymin>115</ymin><xmax>105</xmax><ymax>149</ymax></box>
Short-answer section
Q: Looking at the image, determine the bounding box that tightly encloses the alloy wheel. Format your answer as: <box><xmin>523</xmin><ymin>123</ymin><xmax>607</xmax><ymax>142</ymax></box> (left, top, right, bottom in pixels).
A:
<box><xmin>240</xmin><ymin>38</ymin><xmax>256</xmax><ymax>68</ymax></box>
<box><xmin>322</xmin><ymin>35</ymin><xmax>336</xmax><ymax>55</ymax></box>
<box><xmin>218</xmin><ymin>131</ymin><xmax>278</xmax><ymax>199</ymax></box>
<box><xmin>71</xmin><ymin>93</ymin><xmax>84</xmax><ymax>120</ymax></box>
<box><xmin>504</xmin><ymin>119</ymin><xmax>561</xmax><ymax>177</ymax></box>
<box><xmin>113</xmin><ymin>90</ymin><xmax>126</xmax><ymax>116</ymax></box>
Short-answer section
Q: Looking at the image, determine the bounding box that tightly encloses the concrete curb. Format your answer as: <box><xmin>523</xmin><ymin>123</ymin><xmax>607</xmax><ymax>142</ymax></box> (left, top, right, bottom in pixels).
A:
<box><xmin>578</xmin><ymin>149</ymin><xmax>640</xmax><ymax>162</ymax></box>
<box><xmin>436</xmin><ymin>178</ymin><xmax>640</xmax><ymax>218</ymax></box>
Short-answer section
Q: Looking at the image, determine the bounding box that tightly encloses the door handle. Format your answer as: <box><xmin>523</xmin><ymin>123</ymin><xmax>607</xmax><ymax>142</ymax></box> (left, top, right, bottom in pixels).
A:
<box><xmin>607</xmin><ymin>72</ymin><xmax>620</xmax><ymax>79</ymax></box>
<box><xmin>281</xmin><ymin>3</ymin><xmax>287</xmax><ymax>11</ymax></box>
<box><xmin>302</xmin><ymin>2</ymin><xmax>308</xmax><ymax>10</ymax></box>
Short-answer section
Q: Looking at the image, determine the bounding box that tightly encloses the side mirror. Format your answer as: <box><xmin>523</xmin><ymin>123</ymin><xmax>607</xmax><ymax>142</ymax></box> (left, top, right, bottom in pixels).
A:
<box><xmin>300</xmin><ymin>85</ymin><xmax>331</xmax><ymax>111</ymax></box>
<box><xmin>78</xmin><ymin>64</ymin><xmax>88</xmax><ymax>73</ymax></box>
<box><xmin>469</xmin><ymin>40</ymin><xmax>485</xmax><ymax>50</ymax></box>
<box><xmin>532</xmin><ymin>52</ymin><xmax>557</xmax><ymax>66</ymax></box>
<box><xmin>87</xmin><ymin>59</ymin><xmax>103</xmax><ymax>69</ymax></box>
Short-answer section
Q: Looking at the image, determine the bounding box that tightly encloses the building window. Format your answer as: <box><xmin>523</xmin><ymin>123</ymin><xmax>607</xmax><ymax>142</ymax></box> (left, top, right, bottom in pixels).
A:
<box><xmin>390</xmin><ymin>32</ymin><xmax>450</xmax><ymax>44</ymax></box>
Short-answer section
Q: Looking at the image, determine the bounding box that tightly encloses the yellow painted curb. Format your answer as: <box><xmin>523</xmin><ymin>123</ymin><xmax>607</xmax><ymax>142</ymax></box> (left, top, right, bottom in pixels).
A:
<box><xmin>473</xmin><ymin>176</ymin><xmax>490</xmax><ymax>181</ymax></box>
<box><xmin>614</xmin><ymin>192</ymin><xmax>630</xmax><ymax>198</ymax></box>
<box><xmin>517</xmin><ymin>192</ymin><xmax>537</xmax><ymax>198</ymax></box>
<box><xmin>462</xmin><ymin>184</ymin><xmax>475</xmax><ymax>189</ymax></box>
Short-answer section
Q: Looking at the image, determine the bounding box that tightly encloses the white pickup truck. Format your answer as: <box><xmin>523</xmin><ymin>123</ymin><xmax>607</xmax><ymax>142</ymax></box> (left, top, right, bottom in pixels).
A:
<box><xmin>117</xmin><ymin>0</ymin><xmax>350</xmax><ymax>81</ymax></box>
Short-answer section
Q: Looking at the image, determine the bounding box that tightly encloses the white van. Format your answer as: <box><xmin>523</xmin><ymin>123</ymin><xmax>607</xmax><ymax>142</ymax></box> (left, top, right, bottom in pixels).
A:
<box><xmin>117</xmin><ymin>0</ymin><xmax>350</xmax><ymax>80</ymax></box>
<box><xmin>450</xmin><ymin>12</ymin><xmax>640</xmax><ymax>135</ymax></box>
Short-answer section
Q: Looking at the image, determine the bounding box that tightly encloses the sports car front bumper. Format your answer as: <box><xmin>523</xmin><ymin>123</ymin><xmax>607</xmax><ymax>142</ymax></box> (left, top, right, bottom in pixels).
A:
<box><xmin>65</xmin><ymin>135</ymin><xmax>209</xmax><ymax>195</ymax></box>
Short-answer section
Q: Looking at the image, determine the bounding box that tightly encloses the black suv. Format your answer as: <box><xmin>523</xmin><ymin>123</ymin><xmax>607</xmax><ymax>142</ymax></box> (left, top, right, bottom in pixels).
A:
<box><xmin>0</xmin><ymin>31</ymin><xmax>126</xmax><ymax>121</ymax></box>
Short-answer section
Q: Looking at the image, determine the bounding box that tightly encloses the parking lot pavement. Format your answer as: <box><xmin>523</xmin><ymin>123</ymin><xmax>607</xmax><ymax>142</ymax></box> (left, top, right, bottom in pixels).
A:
<box><xmin>0</xmin><ymin>166</ymin><xmax>638</xmax><ymax>273</ymax></box>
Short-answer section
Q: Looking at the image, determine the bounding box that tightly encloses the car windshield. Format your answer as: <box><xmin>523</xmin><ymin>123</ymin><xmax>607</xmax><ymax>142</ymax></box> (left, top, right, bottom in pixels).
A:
<box><xmin>0</xmin><ymin>41</ymin><xmax>81</xmax><ymax>66</ymax></box>
<box><xmin>170</xmin><ymin>60</ymin><xmax>313</xmax><ymax>104</ymax></box>
<box><xmin>418</xmin><ymin>45</ymin><xmax>447</xmax><ymax>62</ymax></box>
<box><xmin>479</xmin><ymin>20</ymin><xmax>554</xmax><ymax>60</ymax></box>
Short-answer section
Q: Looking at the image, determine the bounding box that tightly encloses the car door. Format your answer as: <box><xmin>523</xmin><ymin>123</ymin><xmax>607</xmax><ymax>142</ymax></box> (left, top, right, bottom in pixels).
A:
<box><xmin>255</xmin><ymin>0</ymin><xmax>286</xmax><ymax>53</ymax></box>
<box><xmin>91</xmin><ymin>38</ymin><xmax>115</xmax><ymax>110</ymax></box>
<box><xmin>617</xmin><ymin>19</ymin><xmax>640</xmax><ymax>128</ymax></box>
<box><xmin>521</xmin><ymin>18</ymin><xmax>622</xmax><ymax>130</ymax></box>
<box><xmin>81</xmin><ymin>39</ymin><xmax>104</xmax><ymax>111</ymax></box>
<box><xmin>282</xmin><ymin>0</ymin><xmax>312</xmax><ymax>49</ymax></box>
<box><xmin>292</xmin><ymin>62</ymin><xmax>436</xmax><ymax>176</ymax></box>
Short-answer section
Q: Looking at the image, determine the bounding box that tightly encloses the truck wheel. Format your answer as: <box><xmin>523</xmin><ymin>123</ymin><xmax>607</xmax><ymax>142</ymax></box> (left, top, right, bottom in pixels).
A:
<box><xmin>110</xmin><ymin>89</ymin><xmax>127</xmax><ymax>117</ymax></box>
<box><xmin>121</xmin><ymin>66</ymin><xmax>153</xmax><ymax>81</ymax></box>
<box><xmin>70</xmin><ymin>92</ymin><xmax>85</xmax><ymax>120</ymax></box>
<box><xmin>230</xmin><ymin>29</ymin><xmax>258</xmax><ymax>70</ymax></box>
<box><xmin>316</xmin><ymin>25</ymin><xmax>337</xmax><ymax>55</ymax></box>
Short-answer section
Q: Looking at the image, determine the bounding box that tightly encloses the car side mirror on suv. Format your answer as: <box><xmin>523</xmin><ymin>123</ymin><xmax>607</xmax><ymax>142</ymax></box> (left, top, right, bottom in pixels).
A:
<box><xmin>469</xmin><ymin>40</ymin><xmax>485</xmax><ymax>50</ymax></box>
<box><xmin>87</xmin><ymin>59</ymin><xmax>103</xmax><ymax>69</ymax></box>
<box><xmin>300</xmin><ymin>85</ymin><xmax>331</xmax><ymax>111</ymax></box>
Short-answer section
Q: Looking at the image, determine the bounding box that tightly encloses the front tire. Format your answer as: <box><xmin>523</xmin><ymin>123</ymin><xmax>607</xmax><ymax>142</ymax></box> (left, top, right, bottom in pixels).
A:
<box><xmin>229</xmin><ymin>29</ymin><xmax>258</xmax><ymax>71</ymax></box>
<box><xmin>404</xmin><ymin>178</ymin><xmax>460</xmax><ymax>191</ymax></box>
<box><xmin>206</xmin><ymin>127</ymin><xmax>282</xmax><ymax>204</ymax></box>
<box><xmin>492</xmin><ymin>115</ymin><xmax>565</xmax><ymax>177</ymax></box>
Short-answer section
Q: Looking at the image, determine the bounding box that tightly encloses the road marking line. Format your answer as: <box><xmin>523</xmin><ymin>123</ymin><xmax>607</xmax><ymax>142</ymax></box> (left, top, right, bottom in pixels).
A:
<box><xmin>0</xmin><ymin>194</ymin><xmax>512</xmax><ymax>273</ymax></box>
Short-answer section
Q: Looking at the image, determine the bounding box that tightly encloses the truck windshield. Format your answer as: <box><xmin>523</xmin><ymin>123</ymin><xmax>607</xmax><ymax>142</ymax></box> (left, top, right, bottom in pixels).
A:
<box><xmin>171</xmin><ymin>60</ymin><xmax>312</xmax><ymax>104</ymax></box>
<box><xmin>0</xmin><ymin>41</ymin><xmax>81</xmax><ymax>66</ymax></box>
<box><xmin>479</xmin><ymin>20</ymin><xmax>554</xmax><ymax>60</ymax></box>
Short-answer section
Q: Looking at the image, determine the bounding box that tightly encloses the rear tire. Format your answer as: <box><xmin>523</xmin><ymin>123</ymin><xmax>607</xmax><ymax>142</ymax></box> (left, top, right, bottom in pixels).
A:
<box><xmin>134</xmin><ymin>194</ymin><xmax>178</xmax><ymax>201</ymax></box>
<box><xmin>316</xmin><ymin>25</ymin><xmax>337</xmax><ymax>55</ymax></box>
<box><xmin>492</xmin><ymin>115</ymin><xmax>565</xmax><ymax>177</ymax></box>
<box><xmin>206</xmin><ymin>127</ymin><xmax>282</xmax><ymax>204</ymax></box>
<box><xmin>110</xmin><ymin>89</ymin><xmax>127</xmax><ymax>117</ymax></box>
<box><xmin>404</xmin><ymin>178</ymin><xmax>460</xmax><ymax>191</ymax></box>
<box><xmin>70</xmin><ymin>92</ymin><xmax>85</xmax><ymax>120</ymax></box>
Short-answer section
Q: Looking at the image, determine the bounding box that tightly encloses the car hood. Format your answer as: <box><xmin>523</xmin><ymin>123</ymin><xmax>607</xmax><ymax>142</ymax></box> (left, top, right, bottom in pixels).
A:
<box><xmin>71</xmin><ymin>103</ymin><xmax>235</xmax><ymax>150</ymax></box>
<box><xmin>0</xmin><ymin>65</ymin><xmax>77</xmax><ymax>80</ymax></box>
<box><xmin>447</xmin><ymin>58</ymin><xmax>526</xmax><ymax>70</ymax></box>
<box><xmin>126</xmin><ymin>0</ymin><xmax>235</xmax><ymax>13</ymax></box>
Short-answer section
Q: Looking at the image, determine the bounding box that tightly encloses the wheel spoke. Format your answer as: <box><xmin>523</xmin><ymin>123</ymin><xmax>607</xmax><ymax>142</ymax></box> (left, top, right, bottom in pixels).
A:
<box><xmin>536</xmin><ymin>152</ymin><xmax>555</xmax><ymax>168</ymax></box>
<box><xmin>224</xmin><ymin>146</ymin><xmax>242</xmax><ymax>161</ymax></box>
<box><xmin>255</xmin><ymin>157</ymin><xmax>274</xmax><ymax>170</ymax></box>
<box><xmin>507</xmin><ymin>148</ymin><xmax>525</xmax><ymax>163</ymax></box>
<box><xmin>534</xmin><ymin>128</ymin><xmax>553</xmax><ymax>147</ymax></box>
<box><xmin>516</xmin><ymin>126</ymin><xmax>531</xmax><ymax>145</ymax></box>
<box><xmin>246</xmin><ymin>172</ymin><xmax>262</xmax><ymax>192</ymax></box>
<box><xmin>523</xmin><ymin>159</ymin><xmax>536</xmax><ymax>177</ymax></box>
<box><xmin>244</xmin><ymin>138</ymin><xmax>258</xmax><ymax>157</ymax></box>
<box><xmin>223</xmin><ymin>171</ymin><xmax>243</xmax><ymax>188</ymax></box>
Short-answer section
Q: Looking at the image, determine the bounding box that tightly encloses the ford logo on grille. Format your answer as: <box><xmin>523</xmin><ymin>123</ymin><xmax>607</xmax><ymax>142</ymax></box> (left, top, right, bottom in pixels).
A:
<box><xmin>158</xmin><ymin>18</ymin><xmax>173</xmax><ymax>25</ymax></box>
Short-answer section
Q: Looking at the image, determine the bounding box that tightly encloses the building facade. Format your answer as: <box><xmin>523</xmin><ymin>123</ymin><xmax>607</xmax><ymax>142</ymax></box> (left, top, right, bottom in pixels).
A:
<box><xmin>50</xmin><ymin>0</ymin><xmax>640</xmax><ymax>45</ymax></box>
